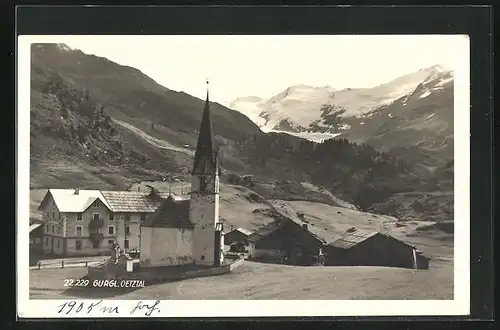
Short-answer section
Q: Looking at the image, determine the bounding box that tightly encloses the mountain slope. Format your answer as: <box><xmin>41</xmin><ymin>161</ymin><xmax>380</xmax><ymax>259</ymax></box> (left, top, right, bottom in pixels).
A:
<box><xmin>29</xmin><ymin>43</ymin><xmax>453</xmax><ymax>224</ymax></box>
<box><xmin>230</xmin><ymin>65</ymin><xmax>454</xmax><ymax>169</ymax></box>
<box><xmin>230</xmin><ymin>65</ymin><xmax>452</xmax><ymax>134</ymax></box>
<box><xmin>32</xmin><ymin>43</ymin><xmax>262</xmax><ymax>147</ymax></box>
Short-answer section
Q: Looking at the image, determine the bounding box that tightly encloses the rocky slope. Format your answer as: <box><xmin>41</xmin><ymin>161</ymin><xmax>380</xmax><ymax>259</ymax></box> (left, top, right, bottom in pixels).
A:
<box><xmin>230</xmin><ymin>65</ymin><xmax>454</xmax><ymax>169</ymax></box>
<box><xmin>29</xmin><ymin>43</ymin><xmax>453</xmax><ymax>224</ymax></box>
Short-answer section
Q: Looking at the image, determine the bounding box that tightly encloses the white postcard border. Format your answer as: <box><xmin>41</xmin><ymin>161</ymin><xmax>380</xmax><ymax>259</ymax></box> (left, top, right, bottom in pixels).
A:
<box><xmin>17</xmin><ymin>35</ymin><xmax>470</xmax><ymax>318</ymax></box>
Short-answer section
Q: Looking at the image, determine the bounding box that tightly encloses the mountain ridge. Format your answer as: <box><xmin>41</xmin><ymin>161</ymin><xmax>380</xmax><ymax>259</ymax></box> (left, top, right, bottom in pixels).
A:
<box><xmin>29</xmin><ymin>43</ymin><xmax>454</xmax><ymax>226</ymax></box>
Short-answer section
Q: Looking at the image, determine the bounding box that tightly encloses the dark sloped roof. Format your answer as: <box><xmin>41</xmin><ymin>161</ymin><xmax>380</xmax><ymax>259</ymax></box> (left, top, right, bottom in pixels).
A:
<box><xmin>101</xmin><ymin>191</ymin><xmax>161</xmax><ymax>213</ymax></box>
<box><xmin>247</xmin><ymin>202</ymin><xmax>344</xmax><ymax>245</ymax></box>
<box><xmin>230</xmin><ymin>228</ymin><xmax>253</xmax><ymax>236</ymax></box>
<box><xmin>247</xmin><ymin>220</ymin><xmax>286</xmax><ymax>243</ymax></box>
<box><xmin>192</xmin><ymin>91</ymin><xmax>218</xmax><ymax>175</ymax></box>
<box><xmin>269</xmin><ymin>202</ymin><xmax>343</xmax><ymax>244</ymax></box>
<box><xmin>328</xmin><ymin>228</ymin><xmax>380</xmax><ymax>249</ymax></box>
<box><xmin>143</xmin><ymin>196</ymin><xmax>194</xmax><ymax>228</ymax></box>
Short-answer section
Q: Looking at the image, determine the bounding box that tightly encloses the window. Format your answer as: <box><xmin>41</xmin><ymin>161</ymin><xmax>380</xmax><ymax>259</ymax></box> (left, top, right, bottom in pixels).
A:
<box><xmin>125</xmin><ymin>226</ymin><xmax>130</xmax><ymax>235</ymax></box>
<box><xmin>93</xmin><ymin>200</ymin><xmax>101</xmax><ymax>208</ymax></box>
<box><xmin>200</xmin><ymin>256</ymin><xmax>205</xmax><ymax>260</ymax></box>
<box><xmin>125</xmin><ymin>213</ymin><xmax>131</xmax><ymax>221</ymax></box>
<box><xmin>109</xmin><ymin>212</ymin><xmax>114</xmax><ymax>221</ymax></box>
<box><xmin>200</xmin><ymin>177</ymin><xmax>207</xmax><ymax>192</ymax></box>
<box><xmin>52</xmin><ymin>212</ymin><xmax>55</xmax><ymax>219</ymax></box>
<box><xmin>77</xmin><ymin>213</ymin><xmax>83</xmax><ymax>221</ymax></box>
<box><xmin>51</xmin><ymin>225</ymin><xmax>54</xmax><ymax>233</ymax></box>
<box><xmin>45</xmin><ymin>224</ymin><xmax>48</xmax><ymax>232</ymax></box>
<box><xmin>93</xmin><ymin>213</ymin><xmax>100</xmax><ymax>221</ymax></box>
<box><xmin>76</xmin><ymin>226</ymin><xmax>82</xmax><ymax>237</ymax></box>
<box><xmin>108</xmin><ymin>240</ymin><xmax>114</xmax><ymax>247</ymax></box>
<box><xmin>124</xmin><ymin>239</ymin><xmax>129</xmax><ymax>249</ymax></box>
<box><xmin>56</xmin><ymin>239</ymin><xmax>60</xmax><ymax>249</ymax></box>
<box><xmin>58</xmin><ymin>226</ymin><xmax>61</xmax><ymax>234</ymax></box>
<box><xmin>75</xmin><ymin>240</ymin><xmax>82</xmax><ymax>250</ymax></box>
<box><xmin>108</xmin><ymin>226</ymin><xmax>114</xmax><ymax>235</ymax></box>
<box><xmin>140</xmin><ymin>213</ymin><xmax>146</xmax><ymax>222</ymax></box>
<box><xmin>59</xmin><ymin>213</ymin><xmax>61</xmax><ymax>221</ymax></box>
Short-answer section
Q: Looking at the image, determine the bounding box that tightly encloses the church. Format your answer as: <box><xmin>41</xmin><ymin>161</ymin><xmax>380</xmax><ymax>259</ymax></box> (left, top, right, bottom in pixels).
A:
<box><xmin>139</xmin><ymin>85</ymin><xmax>225</xmax><ymax>268</ymax></box>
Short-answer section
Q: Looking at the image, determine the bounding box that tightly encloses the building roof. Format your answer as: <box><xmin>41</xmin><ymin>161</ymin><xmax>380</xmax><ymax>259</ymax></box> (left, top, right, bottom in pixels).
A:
<box><xmin>247</xmin><ymin>220</ymin><xmax>286</xmax><ymax>243</ymax></box>
<box><xmin>269</xmin><ymin>202</ymin><xmax>344</xmax><ymax>244</ymax></box>
<box><xmin>192</xmin><ymin>89</ymin><xmax>220</xmax><ymax>175</ymax></box>
<box><xmin>143</xmin><ymin>196</ymin><xmax>194</xmax><ymax>228</ymax></box>
<box><xmin>37</xmin><ymin>188</ymin><xmax>191</xmax><ymax>214</ymax></box>
<box><xmin>247</xmin><ymin>203</ymin><xmax>344</xmax><ymax>245</ymax></box>
<box><xmin>38</xmin><ymin>189</ymin><xmax>111</xmax><ymax>213</ymax></box>
<box><xmin>328</xmin><ymin>228</ymin><xmax>381</xmax><ymax>249</ymax></box>
<box><xmin>227</xmin><ymin>228</ymin><xmax>253</xmax><ymax>236</ymax></box>
<box><xmin>29</xmin><ymin>223</ymin><xmax>43</xmax><ymax>233</ymax></box>
<box><xmin>100</xmin><ymin>191</ymin><xmax>161</xmax><ymax>213</ymax></box>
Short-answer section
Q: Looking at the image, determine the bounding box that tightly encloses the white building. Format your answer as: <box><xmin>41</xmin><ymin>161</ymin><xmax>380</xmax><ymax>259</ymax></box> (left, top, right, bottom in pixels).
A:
<box><xmin>139</xmin><ymin>88</ymin><xmax>225</xmax><ymax>267</ymax></box>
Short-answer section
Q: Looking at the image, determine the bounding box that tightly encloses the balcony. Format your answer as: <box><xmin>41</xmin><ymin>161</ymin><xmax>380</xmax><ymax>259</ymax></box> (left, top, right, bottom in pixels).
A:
<box><xmin>89</xmin><ymin>232</ymin><xmax>104</xmax><ymax>241</ymax></box>
<box><xmin>89</xmin><ymin>217</ymin><xmax>104</xmax><ymax>230</ymax></box>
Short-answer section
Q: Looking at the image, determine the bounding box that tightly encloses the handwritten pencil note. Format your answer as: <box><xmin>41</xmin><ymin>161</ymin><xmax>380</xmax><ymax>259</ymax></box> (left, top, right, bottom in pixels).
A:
<box><xmin>57</xmin><ymin>300</ymin><xmax>161</xmax><ymax>317</ymax></box>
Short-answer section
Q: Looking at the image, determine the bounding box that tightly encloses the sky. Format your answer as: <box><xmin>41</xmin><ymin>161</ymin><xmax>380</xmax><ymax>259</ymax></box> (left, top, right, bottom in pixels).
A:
<box><xmin>44</xmin><ymin>35</ymin><xmax>467</xmax><ymax>107</ymax></box>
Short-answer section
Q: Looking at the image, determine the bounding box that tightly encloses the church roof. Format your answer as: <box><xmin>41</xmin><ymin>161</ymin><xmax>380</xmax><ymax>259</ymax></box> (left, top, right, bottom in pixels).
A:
<box><xmin>192</xmin><ymin>88</ymin><xmax>220</xmax><ymax>175</ymax></box>
<box><xmin>143</xmin><ymin>195</ymin><xmax>194</xmax><ymax>229</ymax></box>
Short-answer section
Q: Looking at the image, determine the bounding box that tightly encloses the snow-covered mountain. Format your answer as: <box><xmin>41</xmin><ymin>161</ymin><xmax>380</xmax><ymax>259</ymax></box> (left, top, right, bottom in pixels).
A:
<box><xmin>229</xmin><ymin>65</ymin><xmax>454</xmax><ymax>143</ymax></box>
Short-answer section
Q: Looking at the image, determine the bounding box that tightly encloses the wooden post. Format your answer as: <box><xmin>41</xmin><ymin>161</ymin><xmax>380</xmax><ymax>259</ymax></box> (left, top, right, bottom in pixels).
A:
<box><xmin>62</xmin><ymin>260</ymin><xmax>64</xmax><ymax>268</ymax></box>
<box><xmin>38</xmin><ymin>262</ymin><xmax>41</xmax><ymax>270</ymax></box>
<box><xmin>85</xmin><ymin>261</ymin><xmax>88</xmax><ymax>267</ymax></box>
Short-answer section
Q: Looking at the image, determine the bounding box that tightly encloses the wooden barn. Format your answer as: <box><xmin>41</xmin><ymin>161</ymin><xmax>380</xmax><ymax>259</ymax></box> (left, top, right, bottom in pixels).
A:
<box><xmin>224</xmin><ymin>228</ymin><xmax>253</xmax><ymax>246</ymax></box>
<box><xmin>324</xmin><ymin>228</ymin><xmax>430</xmax><ymax>270</ymax></box>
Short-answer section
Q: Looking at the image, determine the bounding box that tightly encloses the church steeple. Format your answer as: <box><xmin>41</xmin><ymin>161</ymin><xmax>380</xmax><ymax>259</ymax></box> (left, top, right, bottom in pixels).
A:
<box><xmin>192</xmin><ymin>81</ymin><xmax>217</xmax><ymax>175</ymax></box>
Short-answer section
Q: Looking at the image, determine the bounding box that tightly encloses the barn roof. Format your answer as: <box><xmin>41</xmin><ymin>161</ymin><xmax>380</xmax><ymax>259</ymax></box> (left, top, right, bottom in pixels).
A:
<box><xmin>143</xmin><ymin>196</ymin><xmax>194</xmax><ymax>228</ymax></box>
<box><xmin>29</xmin><ymin>223</ymin><xmax>43</xmax><ymax>233</ymax></box>
<box><xmin>100</xmin><ymin>191</ymin><xmax>161</xmax><ymax>213</ymax></box>
<box><xmin>328</xmin><ymin>228</ymin><xmax>379</xmax><ymax>249</ymax></box>
<box><xmin>38</xmin><ymin>189</ymin><xmax>111</xmax><ymax>213</ymax></box>
<box><xmin>270</xmin><ymin>202</ymin><xmax>343</xmax><ymax>244</ymax></box>
<box><xmin>228</xmin><ymin>228</ymin><xmax>253</xmax><ymax>236</ymax></box>
<box><xmin>247</xmin><ymin>220</ymin><xmax>286</xmax><ymax>243</ymax></box>
<box><xmin>247</xmin><ymin>202</ymin><xmax>343</xmax><ymax>245</ymax></box>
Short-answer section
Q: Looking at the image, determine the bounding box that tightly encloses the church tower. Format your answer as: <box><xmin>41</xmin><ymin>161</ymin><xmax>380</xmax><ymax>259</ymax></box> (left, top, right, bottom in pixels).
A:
<box><xmin>189</xmin><ymin>82</ymin><xmax>222</xmax><ymax>265</ymax></box>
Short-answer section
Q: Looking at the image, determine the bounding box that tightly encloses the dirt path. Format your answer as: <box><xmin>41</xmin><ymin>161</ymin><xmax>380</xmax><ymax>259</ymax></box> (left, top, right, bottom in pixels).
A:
<box><xmin>112</xmin><ymin>119</ymin><xmax>194</xmax><ymax>156</ymax></box>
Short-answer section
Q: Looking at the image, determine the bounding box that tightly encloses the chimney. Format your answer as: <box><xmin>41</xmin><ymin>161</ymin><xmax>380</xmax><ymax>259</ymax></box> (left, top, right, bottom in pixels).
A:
<box><xmin>74</xmin><ymin>188</ymin><xmax>79</xmax><ymax>195</ymax></box>
<box><xmin>302</xmin><ymin>224</ymin><xmax>308</xmax><ymax>231</ymax></box>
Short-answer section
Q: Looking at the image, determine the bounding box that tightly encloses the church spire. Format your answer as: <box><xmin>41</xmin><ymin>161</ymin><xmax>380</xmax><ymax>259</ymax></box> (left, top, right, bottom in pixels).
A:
<box><xmin>192</xmin><ymin>80</ymin><xmax>217</xmax><ymax>175</ymax></box>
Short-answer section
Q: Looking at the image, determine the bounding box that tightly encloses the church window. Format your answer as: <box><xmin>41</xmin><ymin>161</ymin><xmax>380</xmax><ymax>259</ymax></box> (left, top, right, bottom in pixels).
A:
<box><xmin>199</xmin><ymin>177</ymin><xmax>207</xmax><ymax>192</ymax></box>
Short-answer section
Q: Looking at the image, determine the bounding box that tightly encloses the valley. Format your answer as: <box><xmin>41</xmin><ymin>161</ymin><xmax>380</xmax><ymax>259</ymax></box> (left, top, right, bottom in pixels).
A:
<box><xmin>29</xmin><ymin>42</ymin><xmax>454</xmax><ymax>235</ymax></box>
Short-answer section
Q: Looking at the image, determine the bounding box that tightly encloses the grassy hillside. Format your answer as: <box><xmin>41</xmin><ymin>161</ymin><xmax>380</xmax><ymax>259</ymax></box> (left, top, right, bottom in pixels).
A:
<box><xmin>32</xmin><ymin>43</ymin><xmax>261</xmax><ymax>146</ymax></box>
<box><xmin>29</xmin><ymin>43</ymin><xmax>453</xmax><ymax>224</ymax></box>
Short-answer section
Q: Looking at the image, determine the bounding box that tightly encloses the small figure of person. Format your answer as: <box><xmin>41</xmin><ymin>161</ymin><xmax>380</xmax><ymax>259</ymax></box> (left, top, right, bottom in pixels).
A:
<box><xmin>318</xmin><ymin>248</ymin><xmax>325</xmax><ymax>266</ymax></box>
